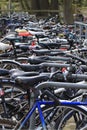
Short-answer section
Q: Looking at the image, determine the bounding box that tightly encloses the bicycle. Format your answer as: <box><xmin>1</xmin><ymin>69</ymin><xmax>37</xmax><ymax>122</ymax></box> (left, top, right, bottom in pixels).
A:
<box><xmin>1</xmin><ymin>74</ymin><xmax>87</xmax><ymax>129</ymax></box>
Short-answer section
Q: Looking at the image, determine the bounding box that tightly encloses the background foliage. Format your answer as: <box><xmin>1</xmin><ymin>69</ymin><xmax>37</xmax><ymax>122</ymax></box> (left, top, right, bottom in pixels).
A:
<box><xmin>0</xmin><ymin>0</ymin><xmax>87</xmax><ymax>24</ymax></box>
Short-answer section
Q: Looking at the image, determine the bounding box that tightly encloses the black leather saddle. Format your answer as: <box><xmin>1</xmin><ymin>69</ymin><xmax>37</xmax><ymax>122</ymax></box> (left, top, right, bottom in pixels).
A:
<box><xmin>15</xmin><ymin>75</ymin><xmax>49</xmax><ymax>90</ymax></box>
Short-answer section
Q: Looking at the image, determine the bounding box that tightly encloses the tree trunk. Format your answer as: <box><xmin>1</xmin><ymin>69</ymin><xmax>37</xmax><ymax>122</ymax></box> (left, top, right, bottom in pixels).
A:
<box><xmin>31</xmin><ymin>0</ymin><xmax>40</xmax><ymax>15</ymax></box>
<box><xmin>38</xmin><ymin>0</ymin><xmax>49</xmax><ymax>16</ymax></box>
<box><xmin>31</xmin><ymin>0</ymin><xmax>39</xmax><ymax>10</ymax></box>
<box><xmin>20</xmin><ymin>0</ymin><xmax>25</xmax><ymax>10</ymax></box>
<box><xmin>24</xmin><ymin>0</ymin><xmax>30</xmax><ymax>11</ymax></box>
<box><xmin>63</xmin><ymin>0</ymin><xmax>74</xmax><ymax>24</ymax></box>
<box><xmin>31</xmin><ymin>0</ymin><xmax>49</xmax><ymax>16</ymax></box>
<box><xmin>50</xmin><ymin>0</ymin><xmax>59</xmax><ymax>16</ymax></box>
<box><xmin>20</xmin><ymin>0</ymin><xmax>30</xmax><ymax>11</ymax></box>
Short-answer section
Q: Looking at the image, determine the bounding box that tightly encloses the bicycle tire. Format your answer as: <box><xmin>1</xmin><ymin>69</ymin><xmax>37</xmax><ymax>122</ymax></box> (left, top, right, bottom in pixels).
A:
<box><xmin>0</xmin><ymin>62</ymin><xmax>22</xmax><ymax>70</ymax></box>
<box><xmin>55</xmin><ymin>105</ymin><xmax>87</xmax><ymax>130</ymax></box>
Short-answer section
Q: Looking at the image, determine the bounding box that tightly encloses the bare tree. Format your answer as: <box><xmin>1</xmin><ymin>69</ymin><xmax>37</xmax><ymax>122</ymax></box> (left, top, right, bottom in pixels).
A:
<box><xmin>50</xmin><ymin>0</ymin><xmax>59</xmax><ymax>15</ymax></box>
<box><xmin>20</xmin><ymin>0</ymin><xmax>25</xmax><ymax>10</ymax></box>
<box><xmin>31</xmin><ymin>0</ymin><xmax>39</xmax><ymax>10</ymax></box>
<box><xmin>30</xmin><ymin>0</ymin><xmax>49</xmax><ymax>16</ymax></box>
<box><xmin>20</xmin><ymin>0</ymin><xmax>30</xmax><ymax>11</ymax></box>
<box><xmin>24</xmin><ymin>0</ymin><xmax>30</xmax><ymax>10</ymax></box>
<box><xmin>63</xmin><ymin>0</ymin><xmax>74</xmax><ymax>24</ymax></box>
<box><xmin>38</xmin><ymin>0</ymin><xmax>49</xmax><ymax>16</ymax></box>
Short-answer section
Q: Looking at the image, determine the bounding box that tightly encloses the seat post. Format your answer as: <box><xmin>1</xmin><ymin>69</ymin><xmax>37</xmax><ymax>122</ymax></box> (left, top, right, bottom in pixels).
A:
<box><xmin>29</xmin><ymin>88</ymin><xmax>36</xmax><ymax>130</ymax></box>
<box><xmin>10</xmin><ymin>39</ymin><xmax>17</xmax><ymax>59</ymax></box>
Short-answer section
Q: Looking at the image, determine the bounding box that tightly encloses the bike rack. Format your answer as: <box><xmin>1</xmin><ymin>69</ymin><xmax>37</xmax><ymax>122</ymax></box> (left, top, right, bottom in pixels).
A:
<box><xmin>74</xmin><ymin>21</ymin><xmax>87</xmax><ymax>39</ymax></box>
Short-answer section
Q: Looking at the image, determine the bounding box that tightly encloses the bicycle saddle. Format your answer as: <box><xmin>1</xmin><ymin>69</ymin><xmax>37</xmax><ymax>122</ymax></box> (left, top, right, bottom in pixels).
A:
<box><xmin>28</xmin><ymin>56</ymin><xmax>72</xmax><ymax>64</ymax></box>
<box><xmin>28</xmin><ymin>56</ymin><xmax>49</xmax><ymax>64</ymax></box>
<box><xmin>20</xmin><ymin>64</ymin><xmax>41</xmax><ymax>71</ymax></box>
<box><xmin>19</xmin><ymin>45</ymin><xmax>40</xmax><ymax>51</ymax></box>
<box><xmin>15</xmin><ymin>75</ymin><xmax>49</xmax><ymax>90</ymax></box>
<box><xmin>0</xmin><ymin>68</ymin><xmax>9</xmax><ymax>76</ymax></box>
<box><xmin>10</xmin><ymin>69</ymin><xmax>39</xmax><ymax>79</ymax></box>
<box><xmin>5</xmin><ymin>36</ymin><xmax>21</xmax><ymax>42</ymax></box>
<box><xmin>31</xmin><ymin>49</ymin><xmax>51</xmax><ymax>55</ymax></box>
<box><xmin>39</xmin><ymin>42</ymin><xmax>61</xmax><ymax>49</ymax></box>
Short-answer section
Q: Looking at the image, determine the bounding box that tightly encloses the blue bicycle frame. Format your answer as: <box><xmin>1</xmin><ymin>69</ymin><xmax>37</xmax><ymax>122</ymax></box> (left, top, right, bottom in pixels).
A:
<box><xmin>18</xmin><ymin>99</ymin><xmax>87</xmax><ymax>130</ymax></box>
<box><xmin>19</xmin><ymin>100</ymin><xmax>54</xmax><ymax>130</ymax></box>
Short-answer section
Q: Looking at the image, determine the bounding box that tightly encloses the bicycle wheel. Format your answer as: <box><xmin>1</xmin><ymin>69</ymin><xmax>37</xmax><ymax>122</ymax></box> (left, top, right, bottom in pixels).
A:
<box><xmin>35</xmin><ymin>98</ymin><xmax>87</xmax><ymax>130</ymax></box>
<box><xmin>55</xmin><ymin>105</ymin><xmax>87</xmax><ymax>130</ymax></box>
<box><xmin>0</xmin><ymin>62</ymin><xmax>22</xmax><ymax>70</ymax></box>
<box><xmin>0</xmin><ymin>98</ymin><xmax>29</xmax><ymax>130</ymax></box>
<box><xmin>1</xmin><ymin>102</ymin><xmax>87</xmax><ymax>130</ymax></box>
<box><xmin>0</xmin><ymin>83</ymin><xmax>29</xmax><ymax>130</ymax></box>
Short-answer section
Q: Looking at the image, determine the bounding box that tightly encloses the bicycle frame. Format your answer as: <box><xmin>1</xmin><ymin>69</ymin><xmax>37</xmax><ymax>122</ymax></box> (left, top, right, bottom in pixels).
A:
<box><xmin>18</xmin><ymin>99</ymin><xmax>87</xmax><ymax>130</ymax></box>
<box><xmin>19</xmin><ymin>100</ymin><xmax>55</xmax><ymax>130</ymax></box>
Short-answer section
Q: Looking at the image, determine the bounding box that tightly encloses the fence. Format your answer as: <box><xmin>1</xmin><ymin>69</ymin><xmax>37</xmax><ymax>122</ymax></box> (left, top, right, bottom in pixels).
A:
<box><xmin>74</xmin><ymin>21</ymin><xmax>87</xmax><ymax>39</ymax></box>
